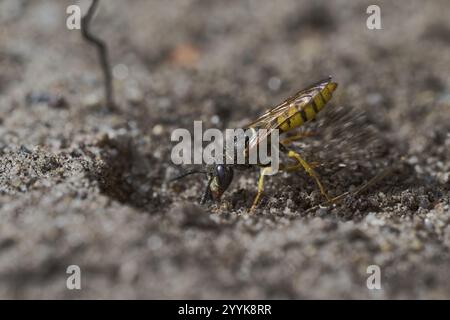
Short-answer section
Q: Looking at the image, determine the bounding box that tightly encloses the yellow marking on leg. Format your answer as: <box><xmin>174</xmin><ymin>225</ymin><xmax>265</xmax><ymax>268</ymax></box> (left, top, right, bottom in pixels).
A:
<box><xmin>287</xmin><ymin>150</ymin><xmax>331</xmax><ymax>201</ymax></box>
<box><xmin>250</xmin><ymin>166</ymin><xmax>273</xmax><ymax>212</ymax></box>
<box><xmin>283</xmin><ymin>159</ymin><xmax>320</xmax><ymax>172</ymax></box>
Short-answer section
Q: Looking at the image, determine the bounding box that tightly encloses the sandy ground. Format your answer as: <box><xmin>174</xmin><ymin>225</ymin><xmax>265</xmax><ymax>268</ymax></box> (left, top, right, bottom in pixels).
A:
<box><xmin>0</xmin><ymin>0</ymin><xmax>449</xmax><ymax>299</ymax></box>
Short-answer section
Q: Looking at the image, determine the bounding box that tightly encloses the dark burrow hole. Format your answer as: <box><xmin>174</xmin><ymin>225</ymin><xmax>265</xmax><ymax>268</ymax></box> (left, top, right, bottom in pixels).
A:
<box><xmin>91</xmin><ymin>134</ymin><xmax>168</xmax><ymax>211</ymax></box>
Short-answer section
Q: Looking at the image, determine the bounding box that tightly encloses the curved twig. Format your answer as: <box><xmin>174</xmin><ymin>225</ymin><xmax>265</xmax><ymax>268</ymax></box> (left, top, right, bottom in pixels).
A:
<box><xmin>81</xmin><ymin>0</ymin><xmax>115</xmax><ymax>110</ymax></box>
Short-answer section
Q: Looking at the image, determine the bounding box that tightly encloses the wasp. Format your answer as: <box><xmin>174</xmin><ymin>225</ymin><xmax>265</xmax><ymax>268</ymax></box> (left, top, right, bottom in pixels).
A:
<box><xmin>172</xmin><ymin>77</ymin><xmax>339</xmax><ymax>211</ymax></box>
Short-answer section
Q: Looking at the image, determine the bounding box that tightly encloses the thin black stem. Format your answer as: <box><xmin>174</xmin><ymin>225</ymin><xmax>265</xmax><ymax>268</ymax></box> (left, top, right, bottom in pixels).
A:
<box><xmin>81</xmin><ymin>0</ymin><xmax>115</xmax><ymax>110</ymax></box>
<box><xmin>170</xmin><ymin>170</ymin><xmax>207</xmax><ymax>182</ymax></box>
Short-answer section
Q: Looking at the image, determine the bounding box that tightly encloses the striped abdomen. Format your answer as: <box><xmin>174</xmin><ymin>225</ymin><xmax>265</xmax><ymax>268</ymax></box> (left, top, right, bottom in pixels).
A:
<box><xmin>276</xmin><ymin>81</ymin><xmax>337</xmax><ymax>133</ymax></box>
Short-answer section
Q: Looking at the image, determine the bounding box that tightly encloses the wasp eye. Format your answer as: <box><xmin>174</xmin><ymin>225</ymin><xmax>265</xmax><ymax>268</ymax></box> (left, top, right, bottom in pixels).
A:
<box><xmin>215</xmin><ymin>165</ymin><xmax>233</xmax><ymax>191</ymax></box>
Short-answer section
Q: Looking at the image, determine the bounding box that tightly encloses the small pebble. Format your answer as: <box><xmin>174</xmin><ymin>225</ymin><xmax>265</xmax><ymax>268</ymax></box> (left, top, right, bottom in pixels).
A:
<box><xmin>19</xmin><ymin>145</ymin><xmax>32</xmax><ymax>154</ymax></box>
<box><xmin>424</xmin><ymin>218</ymin><xmax>434</xmax><ymax>231</ymax></box>
<box><xmin>268</xmin><ymin>77</ymin><xmax>282</xmax><ymax>91</ymax></box>
<box><xmin>316</xmin><ymin>206</ymin><xmax>329</xmax><ymax>217</ymax></box>
<box><xmin>125</xmin><ymin>86</ymin><xmax>143</xmax><ymax>104</ymax></box>
<box><xmin>211</xmin><ymin>115</ymin><xmax>220</xmax><ymax>125</ymax></box>
<box><xmin>419</xmin><ymin>196</ymin><xmax>431</xmax><ymax>209</ymax></box>
<box><xmin>26</xmin><ymin>91</ymin><xmax>67</xmax><ymax>108</ymax></box>
<box><xmin>113</xmin><ymin>64</ymin><xmax>129</xmax><ymax>80</ymax></box>
<box><xmin>83</xmin><ymin>93</ymin><xmax>101</xmax><ymax>108</ymax></box>
<box><xmin>410</xmin><ymin>238</ymin><xmax>423</xmax><ymax>251</ymax></box>
<box><xmin>366</xmin><ymin>93</ymin><xmax>383</xmax><ymax>106</ymax></box>
<box><xmin>152</xmin><ymin>124</ymin><xmax>163</xmax><ymax>136</ymax></box>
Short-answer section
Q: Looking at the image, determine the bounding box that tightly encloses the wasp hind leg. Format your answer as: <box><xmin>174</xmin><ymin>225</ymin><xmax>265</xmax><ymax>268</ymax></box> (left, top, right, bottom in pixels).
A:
<box><xmin>250</xmin><ymin>166</ymin><xmax>273</xmax><ymax>213</ymax></box>
<box><xmin>283</xmin><ymin>148</ymin><xmax>332</xmax><ymax>202</ymax></box>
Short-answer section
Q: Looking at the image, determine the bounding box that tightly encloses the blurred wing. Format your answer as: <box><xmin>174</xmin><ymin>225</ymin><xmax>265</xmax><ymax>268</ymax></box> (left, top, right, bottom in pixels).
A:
<box><xmin>288</xmin><ymin>104</ymin><xmax>389</xmax><ymax>176</ymax></box>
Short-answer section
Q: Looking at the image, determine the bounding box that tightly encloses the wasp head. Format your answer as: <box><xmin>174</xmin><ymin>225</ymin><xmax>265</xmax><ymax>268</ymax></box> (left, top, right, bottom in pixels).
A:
<box><xmin>171</xmin><ymin>164</ymin><xmax>234</xmax><ymax>204</ymax></box>
<box><xmin>202</xmin><ymin>164</ymin><xmax>234</xmax><ymax>203</ymax></box>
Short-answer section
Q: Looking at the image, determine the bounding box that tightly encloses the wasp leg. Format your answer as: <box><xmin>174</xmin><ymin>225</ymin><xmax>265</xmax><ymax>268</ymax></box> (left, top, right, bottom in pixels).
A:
<box><xmin>304</xmin><ymin>165</ymin><xmax>396</xmax><ymax>214</ymax></box>
<box><xmin>281</xmin><ymin>131</ymin><xmax>316</xmax><ymax>145</ymax></box>
<box><xmin>250</xmin><ymin>166</ymin><xmax>273</xmax><ymax>213</ymax></box>
<box><xmin>329</xmin><ymin>165</ymin><xmax>395</xmax><ymax>204</ymax></box>
<box><xmin>284</xmin><ymin>149</ymin><xmax>331</xmax><ymax>202</ymax></box>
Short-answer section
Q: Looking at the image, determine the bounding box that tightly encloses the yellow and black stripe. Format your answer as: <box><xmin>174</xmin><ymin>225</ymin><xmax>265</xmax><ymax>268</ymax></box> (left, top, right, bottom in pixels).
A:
<box><xmin>243</xmin><ymin>77</ymin><xmax>338</xmax><ymax>156</ymax></box>
<box><xmin>276</xmin><ymin>80</ymin><xmax>337</xmax><ymax>133</ymax></box>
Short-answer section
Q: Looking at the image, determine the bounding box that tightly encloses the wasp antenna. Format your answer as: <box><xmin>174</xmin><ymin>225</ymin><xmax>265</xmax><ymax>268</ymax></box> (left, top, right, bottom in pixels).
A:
<box><xmin>170</xmin><ymin>170</ymin><xmax>207</xmax><ymax>182</ymax></box>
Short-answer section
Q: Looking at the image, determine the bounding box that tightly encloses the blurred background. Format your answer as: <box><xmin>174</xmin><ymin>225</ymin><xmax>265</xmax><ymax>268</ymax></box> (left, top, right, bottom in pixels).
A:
<box><xmin>0</xmin><ymin>0</ymin><xmax>449</xmax><ymax>298</ymax></box>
